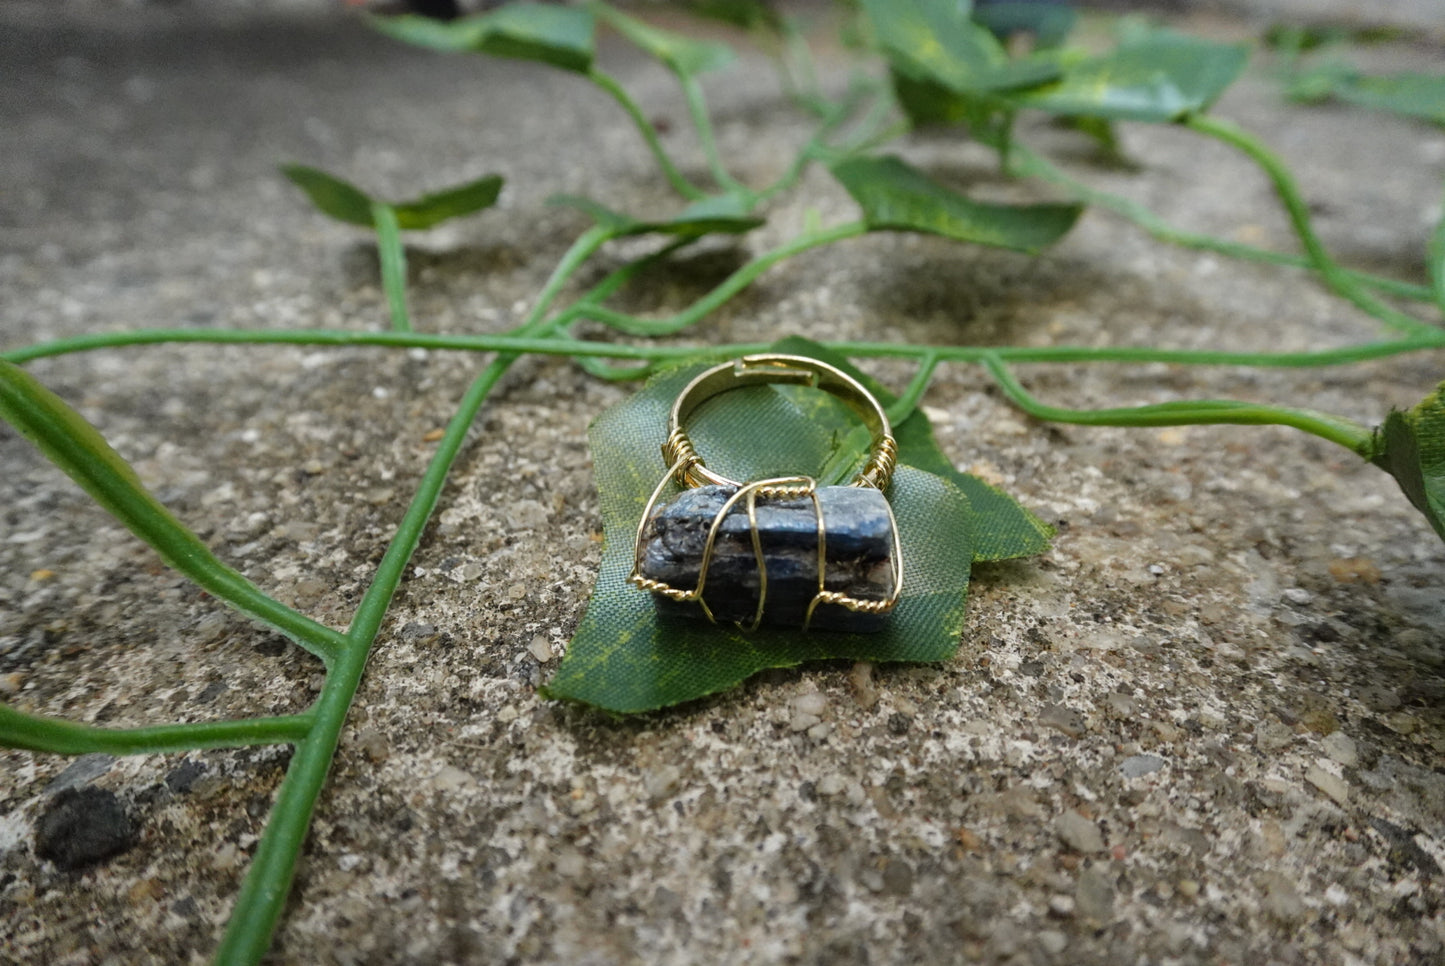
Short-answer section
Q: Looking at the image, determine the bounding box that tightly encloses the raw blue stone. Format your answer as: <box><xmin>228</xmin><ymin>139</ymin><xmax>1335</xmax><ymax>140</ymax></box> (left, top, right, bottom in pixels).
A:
<box><xmin>636</xmin><ymin>484</ymin><xmax>895</xmax><ymax>632</ymax></box>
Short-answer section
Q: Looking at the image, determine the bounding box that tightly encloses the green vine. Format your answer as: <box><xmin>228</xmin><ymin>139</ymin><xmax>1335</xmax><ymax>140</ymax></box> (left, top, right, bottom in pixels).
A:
<box><xmin>2</xmin><ymin>2</ymin><xmax>1442</xmax><ymax>963</ymax></box>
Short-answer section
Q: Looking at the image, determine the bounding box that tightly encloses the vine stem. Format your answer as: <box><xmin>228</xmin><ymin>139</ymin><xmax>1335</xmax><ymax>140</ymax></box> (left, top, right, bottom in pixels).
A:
<box><xmin>9</xmin><ymin>327</ymin><xmax>1443</xmax><ymax>369</ymax></box>
<box><xmin>681</xmin><ymin>73</ymin><xmax>748</xmax><ymax>197</ymax></box>
<box><xmin>0</xmin><ymin>704</ymin><xmax>312</xmax><ymax>756</ymax></box>
<box><xmin>1184</xmin><ymin>113</ymin><xmax>1438</xmax><ymax>336</ymax></box>
<box><xmin>212</xmin><ymin>355</ymin><xmax>515</xmax><ymax>965</ymax></box>
<box><xmin>589</xmin><ymin>69</ymin><xmax>707</xmax><ymax>201</ymax></box>
<box><xmin>980</xmin><ymin>353</ymin><xmax>1375</xmax><ymax>455</ymax></box>
<box><xmin>1008</xmin><ymin>142</ymin><xmax>1436</xmax><ymax>304</ymax></box>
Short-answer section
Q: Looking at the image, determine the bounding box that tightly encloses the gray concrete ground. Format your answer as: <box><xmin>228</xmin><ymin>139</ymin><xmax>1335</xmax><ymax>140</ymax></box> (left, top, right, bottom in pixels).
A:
<box><xmin>2</xmin><ymin>2</ymin><xmax>1444</xmax><ymax>964</ymax></box>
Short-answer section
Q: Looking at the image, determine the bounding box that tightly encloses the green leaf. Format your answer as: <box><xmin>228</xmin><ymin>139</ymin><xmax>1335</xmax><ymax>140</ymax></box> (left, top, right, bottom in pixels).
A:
<box><xmin>860</xmin><ymin>0</ymin><xmax>1060</xmax><ymax>94</ymax></box>
<box><xmin>1429</xmin><ymin>205</ymin><xmax>1445</xmax><ymax>314</ymax></box>
<box><xmin>368</xmin><ymin>3</ymin><xmax>595</xmax><ymax>73</ymax></box>
<box><xmin>590</xmin><ymin>2</ymin><xmax>735</xmax><ymax>76</ymax></box>
<box><xmin>280</xmin><ymin>164</ymin><xmax>375</xmax><ymax>227</ymax></box>
<box><xmin>545</xmin><ymin>357</ymin><xmax>976</xmax><ymax>713</ymax></box>
<box><xmin>1322</xmin><ymin>72</ymin><xmax>1445</xmax><ymax>126</ymax></box>
<box><xmin>1013</xmin><ymin>29</ymin><xmax>1248</xmax><ymax>122</ymax></box>
<box><xmin>770</xmin><ymin>337</ymin><xmax>1055</xmax><ymax>561</ymax></box>
<box><xmin>972</xmin><ymin>2</ymin><xmax>1077</xmax><ymax>50</ymax></box>
<box><xmin>282</xmin><ymin>166</ymin><xmax>503</xmax><ymax>230</ymax></box>
<box><xmin>391</xmin><ymin>175</ymin><xmax>504</xmax><ymax>230</ymax></box>
<box><xmin>1371</xmin><ymin>383</ymin><xmax>1445</xmax><ymax>543</ymax></box>
<box><xmin>683</xmin><ymin>0</ymin><xmax>783</xmax><ymax>32</ymax></box>
<box><xmin>548</xmin><ymin>192</ymin><xmax>763</xmax><ymax>238</ymax></box>
<box><xmin>828</xmin><ymin>155</ymin><xmax>1082</xmax><ymax>253</ymax></box>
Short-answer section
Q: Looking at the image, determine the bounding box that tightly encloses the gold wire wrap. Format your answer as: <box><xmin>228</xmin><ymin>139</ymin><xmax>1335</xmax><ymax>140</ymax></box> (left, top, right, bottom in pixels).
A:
<box><xmin>663</xmin><ymin>354</ymin><xmax>898</xmax><ymax>493</ymax></box>
<box><xmin>629</xmin><ymin>354</ymin><xmax>905</xmax><ymax>630</ymax></box>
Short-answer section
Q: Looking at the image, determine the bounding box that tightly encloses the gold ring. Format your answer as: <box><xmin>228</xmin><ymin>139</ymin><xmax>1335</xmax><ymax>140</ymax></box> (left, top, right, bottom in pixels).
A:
<box><xmin>629</xmin><ymin>355</ymin><xmax>903</xmax><ymax>633</ymax></box>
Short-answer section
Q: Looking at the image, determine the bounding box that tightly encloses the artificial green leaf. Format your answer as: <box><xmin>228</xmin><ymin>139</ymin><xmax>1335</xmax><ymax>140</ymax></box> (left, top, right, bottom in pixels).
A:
<box><xmin>545</xmin><ymin>356</ymin><xmax>976</xmax><ymax>712</ymax></box>
<box><xmin>590</xmin><ymin>2</ymin><xmax>735</xmax><ymax>76</ymax></box>
<box><xmin>1320</xmin><ymin>72</ymin><xmax>1445</xmax><ymax>125</ymax></box>
<box><xmin>1370</xmin><ymin>383</ymin><xmax>1445</xmax><ymax>542</ymax></box>
<box><xmin>280</xmin><ymin>164</ymin><xmax>375</xmax><ymax>227</ymax></box>
<box><xmin>283</xmin><ymin>166</ymin><xmax>503</xmax><ymax>231</ymax></box>
<box><xmin>548</xmin><ymin>192</ymin><xmax>763</xmax><ymax>238</ymax></box>
<box><xmin>972</xmin><ymin>2</ymin><xmax>1077</xmax><ymax>50</ymax></box>
<box><xmin>368</xmin><ymin>3</ymin><xmax>595</xmax><ymax>73</ymax></box>
<box><xmin>860</xmin><ymin>0</ymin><xmax>1061</xmax><ymax>94</ymax></box>
<box><xmin>770</xmin><ymin>337</ymin><xmax>1055</xmax><ymax>561</ymax></box>
<box><xmin>829</xmin><ymin>155</ymin><xmax>1082</xmax><ymax>253</ymax></box>
<box><xmin>1014</xmin><ymin>29</ymin><xmax>1248</xmax><ymax>122</ymax></box>
<box><xmin>683</xmin><ymin>0</ymin><xmax>783</xmax><ymax>31</ymax></box>
<box><xmin>391</xmin><ymin>175</ymin><xmax>504</xmax><ymax>230</ymax></box>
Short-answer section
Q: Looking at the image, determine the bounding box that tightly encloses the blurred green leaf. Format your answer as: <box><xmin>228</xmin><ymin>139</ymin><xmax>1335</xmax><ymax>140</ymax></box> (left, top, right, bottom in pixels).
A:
<box><xmin>1370</xmin><ymin>383</ymin><xmax>1445</xmax><ymax>542</ymax></box>
<box><xmin>860</xmin><ymin>0</ymin><xmax>1060</xmax><ymax>94</ymax></box>
<box><xmin>1296</xmin><ymin>70</ymin><xmax>1445</xmax><ymax>126</ymax></box>
<box><xmin>280</xmin><ymin>164</ymin><xmax>375</xmax><ymax>227</ymax></box>
<box><xmin>548</xmin><ymin>192</ymin><xmax>762</xmax><ymax>237</ymax></box>
<box><xmin>771</xmin><ymin>337</ymin><xmax>1055</xmax><ymax>561</ymax></box>
<box><xmin>972</xmin><ymin>2</ymin><xmax>1077</xmax><ymax>50</ymax></box>
<box><xmin>683</xmin><ymin>0</ymin><xmax>783</xmax><ymax>31</ymax></box>
<box><xmin>282</xmin><ymin>165</ymin><xmax>503</xmax><ymax>230</ymax></box>
<box><xmin>392</xmin><ymin>175</ymin><xmax>504</xmax><ymax>229</ymax></box>
<box><xmin>828</xmin><ymin>155</ymin><xmax>1082</xmax><ymax>253</ymax></box>
<box><xmin>591</xmin><ymin>2</ymin><xmax>735</xmax><ymax>76</ymax></box>
<box><xmin>1014</xmin><ymin>29</ymin><xmax>1249</xmax><ymax>122</ymax></box>
<box><xmin>368</xmin><ymin>3</ymin><xmax>595</xmax><ymax>73</ymax></box>
<box><xmin>545</xmin><ymin>350</ymin><xmax>977</xmax><ymax>712</ymax></box>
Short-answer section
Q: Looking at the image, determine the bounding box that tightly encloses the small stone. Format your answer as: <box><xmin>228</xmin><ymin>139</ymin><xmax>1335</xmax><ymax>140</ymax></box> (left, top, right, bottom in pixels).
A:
<box><xmin>1328</xmin><ymin>558</ymin><xmax>1380</xmax><ymax>584</ymax></box>
<box><xmin>1321</xmin><ymin>731</ymin><xmax>1358</xmax><ymax>767</ymax></box>
<box><xmin>1254</xmin><ymin>718</ymin><xmax>1295</xmax><ymax>753</ymax></box>
<box><xmin>1282</xmin><ymin>587</ymin><xmax>1313</xmax><ymax>605</ymax></box>
<box><xmin>1039</xmin><ymin>704</ymin><xmax>1087</xmax><ymax>738</ymax></box>
<box><xmin>34</xmin><ymin>787</ymin><xmax>136</xmax><ymax>871</ymax></box>
<box><xmin>355</xmin><ymin>728</ymin><xmax>388</xmax><ymax>764</ymax></box>
<box><xmin>1177</xmin><ymin>879</ymin><xmax>1200</xmax><ymax>900</ymax></box>
<box><xmin>46</xmin><ymin>753</ymin><xmax>116</xmax><ymax>794</ymax></box>
<box><xmin>164</xmin><ymin>759</ymin><xmax>208</xmax><ymax>795</ymax></box>
<box><xmin>505</xmin><ymin>499</ymin><xmax>550</xmax><ymax>530</ymax></box>
<box><xmin>1385</xmin><ymin>712</ymin><xmax>1421</xmax><ymax>735</ymax></box>
<box><xmin>880</xmin><ymin>858</ymin><xmax>914</xmax><ymax>896</ymax></box>
<box><xmin>1305</xmin><ymin>765</ymin><xmax>1349</xmax><ymax>806</ymax></box>
<box><xmin>887</xmin><ymin>712</ymin><xmax>911</xmax><ymax>735</ymax></box>
<box><xmin>1075</xmin><ymin>868</ymin><xmax>1114</xmax><ymax>922</ymax></box>
<box><xmin>848</xmin><ymin>662</ymin><xmax>878</xmax><ymax>709</ymax></box>
<box><xmin>554</xmin><ymin>849</ymin><xmax>586</xmax><ymax>878</ymax></box>
<box><xmin>789</xmin><ymin>712</ymin><xmax>822</xmax><ymax>733</ymax></box>
<box><xmin>1120</xmin><ymin>754</ymin><xmax>1166</xmax><ymax>778</ymax></box>
<box><xmin>1104</xmin><ymin>692</ymin><xmax>1136</xmax><ymax>717</ymax></box>
<box><xmin>1260</xmin><ymin>872</ymin><xmax>1309</xmax><ymax>925</ymax></box>
<box><xmin>0</xmin><ymin>672</ymin><xmax>23</xmax><ymax>695</ymax></box>
<box><xmin>644</xmin><ymin>765</ymin><xmax>681</xmax><ymax>802</ymax></box>
<box><xmin>792</xmin><ymin>692</ymin><xmax>827</xmax><ymax>717</ymax></box>
<box><xmin>431</xmin><ymin>765</ymin><xmax>475</xmax><ymax>793</ymax></box>
<box><xmin>806</xmin><ymin>722</ymin><xmax>832</xmax><ymax>741</ymax></box>
<box><xmin>211</xmin><ymin>843</ymin><xmax>241</xmax><ymax>872</ymax></box>
<box><xmin>364</xmin><ymin>487</ymin><xmax>395</xmax><ymax>505</ymax></box>
<box><xmin>1047</xmin><ymin>895</ymin><xmax>1075</xmax><ymax>918</ymax></box>
<box><xmin>1038</xmin><ymin>930</ymin><xmax>1068</xmax><ymax>956</ymax></box>
<box><xmin>1056</xmin><ymin>811</ymin><xmax>1105</xmax><ymax>854</ymax></box>
<box><xmin>817</xmin><ymin>773</ymin><xmax>847</xmax><ymax>796</ymax></box>
<box><xmin>528</xmin><ymin>635</ymin><xmax>553</xmax><ymax>663</ymax></box>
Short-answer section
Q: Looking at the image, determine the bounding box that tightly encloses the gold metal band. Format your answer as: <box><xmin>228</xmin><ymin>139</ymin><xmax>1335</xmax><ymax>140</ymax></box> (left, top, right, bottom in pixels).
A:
<box><xmin>661</xmin><ymin>354</ymin><xmax>898</xmax><ymax>492</ymax></box>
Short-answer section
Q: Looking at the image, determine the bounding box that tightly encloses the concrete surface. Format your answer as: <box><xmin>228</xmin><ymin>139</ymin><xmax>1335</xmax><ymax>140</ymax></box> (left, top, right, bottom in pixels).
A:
<box><xmin>2</xmin><ymin>2</ymin><xmax>1444</xmax><ymax>964</ymax></box>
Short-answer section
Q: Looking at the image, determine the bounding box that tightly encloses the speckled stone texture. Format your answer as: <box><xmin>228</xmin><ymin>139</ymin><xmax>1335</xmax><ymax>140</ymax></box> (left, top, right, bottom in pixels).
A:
<box><xmin>2</xmin><ymin>2</ymin><xmax>1444</xmax><ymax>965</ymax></box>
<box><xmin>637</xmin><ymin>484</ymin><xmax>894</xmax><ymax>631</ymax></box>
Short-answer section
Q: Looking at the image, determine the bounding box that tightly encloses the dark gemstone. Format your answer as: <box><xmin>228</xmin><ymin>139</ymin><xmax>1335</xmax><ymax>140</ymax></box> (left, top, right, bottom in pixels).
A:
<box><xmin>635</xmin><ymin>484</ymin><xmax>896</xmax><ymax>632</ymax></box>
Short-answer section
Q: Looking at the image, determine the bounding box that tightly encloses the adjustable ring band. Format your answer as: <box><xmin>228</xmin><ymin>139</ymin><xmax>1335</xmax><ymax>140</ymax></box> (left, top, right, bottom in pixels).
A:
<box><xmin>661</xmin><ymin>354</ymin><xmax>898</xmax><ymax>492</ymax></box>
